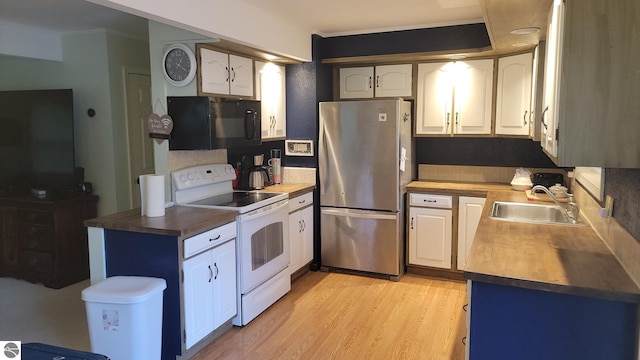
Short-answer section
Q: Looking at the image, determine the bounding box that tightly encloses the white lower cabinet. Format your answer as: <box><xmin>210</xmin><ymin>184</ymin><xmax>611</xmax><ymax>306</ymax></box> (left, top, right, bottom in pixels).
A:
<box><xmin>289</xmin><ymin>192</ymin><xmax>314</xmax><ymax>274</ymax></box>
<box><xmin>457</xmin><ymin>196</ymin><xmax>486</xmax><ymax>271</ymax></box>
<box><xmin>408</xmin><ymin>194</ymin><xmax>453</xmax><ymax>269</ymax></box>
<box><xmin>182</xmin><ymin>223</ymin><xmax>237</xmax><ymax>350</ymax></box>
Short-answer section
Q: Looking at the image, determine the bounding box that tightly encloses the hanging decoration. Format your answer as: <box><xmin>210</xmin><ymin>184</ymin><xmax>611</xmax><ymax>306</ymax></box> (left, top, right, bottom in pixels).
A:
<box><xmin>148</xmin><ymin>98</ymin><xmax>173</xmax><ymax>144</ymax></box>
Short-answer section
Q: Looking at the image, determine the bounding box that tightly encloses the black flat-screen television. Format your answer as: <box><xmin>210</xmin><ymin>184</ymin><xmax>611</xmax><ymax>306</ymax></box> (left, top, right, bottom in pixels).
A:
<box><xmin>0</xmin><ymin>89</ymin><xmax>77</xmax><ymax>192</ymax></box>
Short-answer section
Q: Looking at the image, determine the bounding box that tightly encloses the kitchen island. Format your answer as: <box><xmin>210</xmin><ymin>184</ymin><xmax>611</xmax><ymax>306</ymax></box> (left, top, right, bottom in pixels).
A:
<box><xmin>464</xmin><ymin>190</ymin><xmax>640</xmax><ymax>360</ymax></box>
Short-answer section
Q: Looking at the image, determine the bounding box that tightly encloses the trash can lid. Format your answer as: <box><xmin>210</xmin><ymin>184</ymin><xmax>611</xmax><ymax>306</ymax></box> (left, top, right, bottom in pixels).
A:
<box><xmin>81</xmin><ymin>276</ymin><xmax>167</xmax><ymax>304</ymax></box>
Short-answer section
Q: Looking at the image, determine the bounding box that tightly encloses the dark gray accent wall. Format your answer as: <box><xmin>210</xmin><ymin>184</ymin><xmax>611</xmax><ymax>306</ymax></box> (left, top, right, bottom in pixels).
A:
<box><xmin>604</xmin><ymin>168</ymin><xmax>640</xmax><ymax>242</ymax></box>
<box><xmin>416</xmin><ymin>137</ymin><xmax>558</xmax><ymax>168</ymax></box>
<box><xmin>320</xmin><ymin>23</ymin><xmax>491</xmax><ymax>58</ymax></box>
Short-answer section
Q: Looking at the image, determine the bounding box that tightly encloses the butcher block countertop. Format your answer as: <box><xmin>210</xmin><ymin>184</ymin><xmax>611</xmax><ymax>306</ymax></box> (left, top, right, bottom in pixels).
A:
<box><xmin>84</xmin><ymin>183</ymin><xmax>314</xmax><ymax>238</ymax></box>
<box><xmin>84</xmin><ymin>206</ymin><xmax>239</xmax><ymax>238</ymax></box>
<box><xmin>408</xmin><ymin>181</ymin><xmax>640</xmax><ymax>303</ymax></box>
<box><xmin>261</xmin><ymin>183</ymin><xmax>315</xmax><ymax>199</ymax></box>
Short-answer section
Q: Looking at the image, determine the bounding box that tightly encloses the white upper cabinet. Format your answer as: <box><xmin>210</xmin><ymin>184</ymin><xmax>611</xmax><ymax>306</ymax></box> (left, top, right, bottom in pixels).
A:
<box><xmin>540</xmin><ymin>0</ymin><xmax>640</xmax><ymax>167</ymax></box>
<box><xmin>495</xmin><ymin>52</ymin><xmax>533</xmax><ymax>136</ymax></box>
<box><xmin>339</xmin><ymin>64</ymin><xmax>412</xmax><ymax>99</ymax></box>
<box><xmin>416</xmin><ymin>59</ymin><xmax>493</xmax><ymax>135</ymax></box>
<box><xmin>541</xmin><ymin>0</ymin><xmax>564</xmax><ymax>158</ymax></box>
<box><xmin>255</xmin><ymin>61</ymin><xmax>286</xmax><ymax>140</ymax></box>
<box><xmin>198</xmin><ymin>46</ymin><xmax>253</xmax><ymax>97</ymax></box>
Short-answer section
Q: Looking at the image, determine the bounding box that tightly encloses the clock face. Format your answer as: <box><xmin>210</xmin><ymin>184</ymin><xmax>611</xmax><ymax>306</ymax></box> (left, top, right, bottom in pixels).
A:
<box><xmin>162</xmin><ymin>44</ymin><xmax>196</xmax><ymax>87</ymax></box>
<box><xmin>165</xmin><ymin>48</ymin><xmax>191</xmax><ymax>81</ymax></box>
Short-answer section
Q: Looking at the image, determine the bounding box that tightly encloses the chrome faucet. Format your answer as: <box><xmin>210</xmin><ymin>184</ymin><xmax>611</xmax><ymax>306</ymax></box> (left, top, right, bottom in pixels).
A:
<box><xmin>531</xmin><ymin>185</ymin><xmax>580</xmax><ymax>223</ymax></box>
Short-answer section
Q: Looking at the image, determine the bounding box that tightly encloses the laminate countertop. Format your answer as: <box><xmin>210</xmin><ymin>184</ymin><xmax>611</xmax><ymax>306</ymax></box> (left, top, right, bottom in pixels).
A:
<box><xmin>407</xmin><ymin>181</ymin><xmax>640</xmax><ymax>303</ymax></box>
<box><xmin>84</xmin><ymin>183</ymin><xmax>315</xmax><ymax>238</ymax></box>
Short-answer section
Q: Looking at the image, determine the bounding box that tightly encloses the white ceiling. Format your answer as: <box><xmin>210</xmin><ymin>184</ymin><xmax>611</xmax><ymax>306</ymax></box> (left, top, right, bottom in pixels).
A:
<box><xmin>0</xmin><ymin>0</ymin><xmax>483</xmax><ymax>39</ymax></box>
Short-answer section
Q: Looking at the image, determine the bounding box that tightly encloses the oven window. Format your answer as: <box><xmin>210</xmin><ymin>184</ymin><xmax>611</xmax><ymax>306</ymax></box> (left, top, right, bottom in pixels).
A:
<box><xmin>251</xmin><ymin>222</ymin><xmax>284</xmax><ymax>270</ymax></box>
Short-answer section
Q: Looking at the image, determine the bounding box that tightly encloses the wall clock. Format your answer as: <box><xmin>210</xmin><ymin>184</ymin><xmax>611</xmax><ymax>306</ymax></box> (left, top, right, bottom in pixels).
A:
<box><xmin>162</xmin><ymin>43</ymin><xmax>196</xmax><ymax>87</ymax></box>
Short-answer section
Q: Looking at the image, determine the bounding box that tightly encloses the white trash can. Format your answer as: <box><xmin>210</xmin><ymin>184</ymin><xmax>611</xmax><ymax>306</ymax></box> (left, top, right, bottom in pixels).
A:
<box><xmin>81</xmin><ymin>276</ymin><xmax>167</xmax><ymax>360</ymax></box>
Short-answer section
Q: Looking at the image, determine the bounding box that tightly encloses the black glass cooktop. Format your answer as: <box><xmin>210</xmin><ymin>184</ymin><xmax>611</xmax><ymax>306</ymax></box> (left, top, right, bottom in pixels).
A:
<box><xmin>189</xmin><ymin>191</ymin><xmax>282</xmax><ymax>208</ymax></box>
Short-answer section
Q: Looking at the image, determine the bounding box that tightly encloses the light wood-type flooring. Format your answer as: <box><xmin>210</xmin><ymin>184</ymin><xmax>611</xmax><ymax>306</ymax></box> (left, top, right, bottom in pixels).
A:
<box><xmin>193</xmin><ymin>271</ymin><xmax>467</xmax><ymax>360</ymax></box>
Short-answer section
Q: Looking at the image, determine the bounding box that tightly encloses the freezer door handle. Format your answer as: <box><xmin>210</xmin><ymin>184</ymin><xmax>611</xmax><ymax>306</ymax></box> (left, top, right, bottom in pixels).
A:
<box><xmin>321</xmin><ymin>208</ymin><xmax>397</xmax><ymax>220</ymax></box>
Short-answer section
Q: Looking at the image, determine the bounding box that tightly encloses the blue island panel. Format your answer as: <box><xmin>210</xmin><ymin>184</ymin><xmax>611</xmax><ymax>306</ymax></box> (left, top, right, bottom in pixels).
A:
<box><xmin>470</xmin><ymin>281</ymin><xmax>638</xmax><ymax>360</ymax></box>
<box><xmin>104</xmin><ymin>229</ymin><xmax>181</xmax><ymax>360</ymax></box>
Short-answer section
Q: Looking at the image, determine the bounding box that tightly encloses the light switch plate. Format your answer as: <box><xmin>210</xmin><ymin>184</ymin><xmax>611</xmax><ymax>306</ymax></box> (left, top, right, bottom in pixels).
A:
<box><xmin>285</xmin><ymin>140</ymin><xmax>314</xmax><ymax>156</ymax></box>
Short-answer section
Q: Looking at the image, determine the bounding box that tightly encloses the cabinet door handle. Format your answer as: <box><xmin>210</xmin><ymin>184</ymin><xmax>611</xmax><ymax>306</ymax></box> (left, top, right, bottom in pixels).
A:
<box><xmin>231</xmin><ymin>67</ymin><xmax>236</xmax><ymax>82</ymax></box>
<box><xmin>376</xmin><ymin>75</ymin><xmax>380</xmax><ymax>88</ymax></box>
<box><xmin>455</xmin><ymin>112</ymin><xmax>459</xmax><ymax>126</ymax></box>
<box><xmin>462</xmin><ymin>336</ymin><xmax>467</xmax><ymax>345</ymax></box>
<box><xmin>368</xmin><ymin>76</ymin><xmax>372</xmax><ymax>89</ymax></box>
<box><xmin>523</xmin><ymin>110</ymin><xmax>528</xmax><ymax>125</ymax></box>
<box><xmin>445</xmin><ymin>112</ymin><xmax>451</xmax><ymax>127</ymax></box>
<box><xmin>225</xmin><ymin>66</ymin><xmax>229</xmax><ymax>83</ymax></box>
<box><xmin>301</xmin><ymin>219</ymin><xmax>306</xmax><ymax>232</ymax></box>
<box><xmin>214</xmin><ymin>262</ymin><xmax>219</xmax><ymax>280</ymax></box>
<box><xmin>299</xmin><ymin>220</ymin><xmax>303</xmax><ymax>233</ymax></box>
<box><xmin>208</xmin><ymin>265</ymin><xmax>213</xmax><ymax>282</ymax></box>
<box><xmin>541</xmin><ymin>106</ymin><xmax>549</xmax><ymax>130</ymax></box>
<box><xmin>463</xmin><ymin>303</ymin><xmax>468</xmax><ymax>312</ymax></box>
<box><xmin>410</xmin><ymin>217</ymin><xmax>414</xmax><ymax>230</ymax></box>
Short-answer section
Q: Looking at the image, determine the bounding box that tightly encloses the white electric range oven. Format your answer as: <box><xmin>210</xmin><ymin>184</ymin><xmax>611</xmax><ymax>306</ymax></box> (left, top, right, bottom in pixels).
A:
<box><xmin>172</xmin><ymin>164</ymin><xmax>290</xmax><ymax>326</ymax></box>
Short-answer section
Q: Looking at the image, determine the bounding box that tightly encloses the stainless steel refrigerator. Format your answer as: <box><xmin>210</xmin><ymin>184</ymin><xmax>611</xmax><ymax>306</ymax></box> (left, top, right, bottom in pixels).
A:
<box><xmin>319</xmin><ymin>99</ymin><xmax>414</xmax><ymax>280</ymax></box>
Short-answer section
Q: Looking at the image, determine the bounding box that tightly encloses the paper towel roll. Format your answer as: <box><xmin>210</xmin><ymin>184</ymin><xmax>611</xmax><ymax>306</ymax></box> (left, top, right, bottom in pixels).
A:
<box><xmin>140</xmin><ymin>174</ymin><xmax>165</xmax><ymax>217</ymax></box>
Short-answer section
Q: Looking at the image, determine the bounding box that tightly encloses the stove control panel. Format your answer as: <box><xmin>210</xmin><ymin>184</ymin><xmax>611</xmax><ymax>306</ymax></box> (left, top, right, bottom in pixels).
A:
<box><xmin>172</xmin><ymin>164</ymin><xmax>236</xmax><ymax>190</ymax></box>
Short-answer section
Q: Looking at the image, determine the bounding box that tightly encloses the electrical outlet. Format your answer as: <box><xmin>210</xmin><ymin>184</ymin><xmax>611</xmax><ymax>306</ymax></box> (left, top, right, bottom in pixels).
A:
<box><xmin>599</xmin><ymin>195</ymin><xmax>614</xmax><ymax>218</ymax></box>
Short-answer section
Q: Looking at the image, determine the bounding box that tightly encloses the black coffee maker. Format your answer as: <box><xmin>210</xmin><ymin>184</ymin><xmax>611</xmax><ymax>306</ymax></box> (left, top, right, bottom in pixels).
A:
<box><xmin>236</xmin><ymin>154</ymin><xmax>271</xmax><ymax>190</ymax></box>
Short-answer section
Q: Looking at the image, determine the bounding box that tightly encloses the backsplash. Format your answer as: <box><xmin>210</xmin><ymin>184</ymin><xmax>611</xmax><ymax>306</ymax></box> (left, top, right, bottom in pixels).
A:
<box><xmin>418</xmin><ymin>164</ymin><xmax>568</xmax><ymax>186</ymax></box>
<box><xmin>604</xmin><ymin>168</ymin><xmax>640</xmax><ymax>242</ymax></box>
<box><xmin>167</xmin><ymin>149</ymin><xmax>227</xmax><ymax>173</ymax></box>
<box><xmin>576</xmin><ymin>180</ymin><xmax>640</xmax><ymax>287</ymax></box>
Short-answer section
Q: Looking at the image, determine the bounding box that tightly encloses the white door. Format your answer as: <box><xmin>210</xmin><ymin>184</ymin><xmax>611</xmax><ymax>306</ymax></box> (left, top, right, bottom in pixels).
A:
<box><xmin>457</xmin><ymin>197</ymin><xmax>485</xmax><ymax>271</ymax></box>
<box><xmin>375</xmin><ymin>64</ymin><xmax>413</xmax><ymax>97</ymax></box>
<box><xmin>339</xmin><ymin>67</ymin><xmax>374</xmax><ymax>99</ymax></box>
<box><xmin>125</xmin><ymin>71</ymin><xmax>153</xmax><ymax>208</ymax></box>
<box><xmin>212</xmin><ymin>240</ymin><xmax>237</xmax><ymax>328</ymax></box>
<box><xmin>542</xmin><ymin>0</ymin><xmax>566</xmax><ymax>157</ymax></box>
<box><xmin>183</xmin><ymin>250</ymin><xmax>214</xmax><ymax>349</ymax></box>
<box><xmin>256</xmin><ymin>61</ymin><xmax>286</xmax><ymax>140</ymax></box>
<box><xmin>408</xmin><ymin>207</ymin><xmax>452</xmax><ymax>269</ymax></box>
<box><xmin>300</xmin><ymin>205</ymin><xmax>314</xmax><ymax>266</ymax></box>
<box><xmin>496</xmin><ymin>53</ymin><xmax>533</xmax><ymax>135</ymax></box>
<box><xmin>200</xmin><ymin>48</ymin><xmax>230</xmax><ymax>95</ymax></box>
<box><xmin>229</xmin><ymin>54</ymin><xmax>254</xmax><ymax>97</ymax></box>
<box><xmin>289</xmin><ymin>210</ymin><xmax>302</xmax><ymax>273</ymax></box>
<box><xmin>416</xmin><ymin>62</ymin><xmax>453</xmax><ymax>134</ymax></box>
<box><xmin>454</xmin><ymin>59</ymin><xmax>493</xmax><ymax>135</ymax></box>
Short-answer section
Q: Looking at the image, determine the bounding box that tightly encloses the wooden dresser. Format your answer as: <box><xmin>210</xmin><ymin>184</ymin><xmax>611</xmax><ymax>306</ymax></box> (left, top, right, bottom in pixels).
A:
<box><xmin>0</xmin><ymin>191</ymin><xmax>98</xmax><ymax>288</ymax></box>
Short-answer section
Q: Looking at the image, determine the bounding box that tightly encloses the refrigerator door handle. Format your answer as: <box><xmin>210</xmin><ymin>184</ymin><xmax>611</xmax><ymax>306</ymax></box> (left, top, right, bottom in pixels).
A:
<box><xmin>318</xmin><ymin>115</ymin><xmax>327</xmax><ymax>196</ymax></box>
<box><xmin>321</xmin><ymin>208</ymin><xmax>397</xmax><ymax>220</ymax></box>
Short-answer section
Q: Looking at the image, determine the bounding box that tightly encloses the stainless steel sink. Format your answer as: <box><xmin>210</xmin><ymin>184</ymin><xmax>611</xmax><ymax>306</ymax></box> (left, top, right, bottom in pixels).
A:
<box><xmin>489</xmin><ymin>201</ymin><xmax>584</xmax><ymax>226</ymax></box>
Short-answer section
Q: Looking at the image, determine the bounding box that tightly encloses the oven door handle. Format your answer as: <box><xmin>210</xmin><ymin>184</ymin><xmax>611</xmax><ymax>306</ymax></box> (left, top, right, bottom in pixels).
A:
<box><xmin>242</xmin><ymin>200</ymin><xmax>288</xmax><ymax>221</ymax></box>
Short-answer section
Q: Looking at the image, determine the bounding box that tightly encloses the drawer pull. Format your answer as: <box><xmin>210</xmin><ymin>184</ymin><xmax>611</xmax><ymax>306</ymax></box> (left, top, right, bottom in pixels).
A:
<box><xmin>29</xmin><ymin>257</ymin><xmax>39</xmax><ymax>266</ymax></box>
<box><xmin>28</xmin><ymin>240</ymin><xmax>37</xmax><ymax>249</ymax></box>
<box><xmin>423</xmin><ymin>199</ymin><xmax>437</xmax><ymax>203</ymax></box>
<box><xmin>28</xmin><ymin>227</ymin><xmax>37</xmax><ymax>235</ymax></box>
<box><xmin>209</xmin><ymin>235</ymin><xmax>221</xmax><ymax>242</ymax></box>
<box><xmin>299</xmin><ymin>199</ymin><xmax>306</xmax><ymax>204</ymax></box>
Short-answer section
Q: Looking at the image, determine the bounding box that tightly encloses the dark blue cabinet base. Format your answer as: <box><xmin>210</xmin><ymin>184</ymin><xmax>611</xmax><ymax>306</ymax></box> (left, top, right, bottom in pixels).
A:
<box><xmin>469</xmin><ymin>281</ymin><xmax>639</xmax><ymax>360</ymax></box>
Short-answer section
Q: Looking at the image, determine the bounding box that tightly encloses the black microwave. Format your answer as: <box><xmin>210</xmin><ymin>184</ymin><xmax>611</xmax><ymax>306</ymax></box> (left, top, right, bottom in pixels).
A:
<box><xmin>167</xmin><ymin>96</ymin><xmax>261</xmax><ymax>150</ymax></box>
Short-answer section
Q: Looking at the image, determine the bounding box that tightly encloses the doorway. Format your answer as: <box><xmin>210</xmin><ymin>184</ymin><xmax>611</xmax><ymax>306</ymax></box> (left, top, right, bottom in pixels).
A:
<box><xmin>124</xmin><ymin>69</ymin><xmax>154</xmax><ymax>208</ymax></box>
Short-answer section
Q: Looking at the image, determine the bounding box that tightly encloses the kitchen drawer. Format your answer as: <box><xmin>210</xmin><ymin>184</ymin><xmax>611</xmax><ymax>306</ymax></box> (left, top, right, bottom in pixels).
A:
<box><xmin>289</xmin><ymin>192</ymin><xmax>313</xmax><ymax>213</ymax></box>
<box><xmin>20</xmin><ymin>236</ymin><xmax>53</xmax><ymax>252</ymax></box>
<box><xmin>18</xmin><ymin>223</ymin><xmax>52</xmax><ymax>239</ymax></box>
<box><xmin>409</xmin><ymin>193</ymin><xmax>453</xmax><ymax>209</ymax></box>
<box><xmin>20</xmin><ymin>250</ymin><xmax>53</xmax><ymax>274</ymax></box>
<box><xmin>17</xmin><ymin>209</ymin><xmax>52</xmax><ymax>225</ymax></box>
<box><xmin>184</xmin><ymin>221</ymin><xmax>236</xmax><ymax>259</ymax></box>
